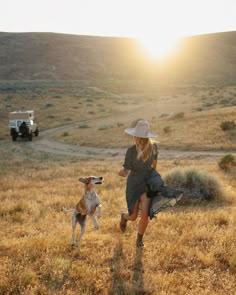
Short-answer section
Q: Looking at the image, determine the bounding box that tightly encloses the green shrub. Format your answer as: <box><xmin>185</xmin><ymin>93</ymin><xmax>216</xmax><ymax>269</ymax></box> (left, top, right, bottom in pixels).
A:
<box><xmin>220</xmin><ymin>121</ymin><xmax>235</xmax><ymax>131</ymax></box>
<box><xmin>164</xmin><ymin>167</ymin><xmax>223</xmax><ymax>201</ymax></box>
<box><xmin>45</xmin><ymin>103</ymin><xmax>54</xmax><ymax>107</ymax></box>
<box><xmin>218</xmin><ymin>154</ymin><xmax>236</xmax><ymax>170</ymax></box>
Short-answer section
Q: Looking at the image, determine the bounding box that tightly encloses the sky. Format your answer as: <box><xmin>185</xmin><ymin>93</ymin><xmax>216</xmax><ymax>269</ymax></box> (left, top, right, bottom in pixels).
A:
<box><xmin>1</xmin><ymin>0</ymin><xmax>236</xmax><ymax>57</ymax></box>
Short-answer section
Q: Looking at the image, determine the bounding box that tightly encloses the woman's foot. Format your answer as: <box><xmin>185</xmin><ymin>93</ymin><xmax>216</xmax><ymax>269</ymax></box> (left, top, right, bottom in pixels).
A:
<box><xmin>120</xmin><ymin>213</ymin><xmax>127</xmax><ymax>233</ymax></box>
<box><xmin>136</xmin><ymin>240</ymin><xmax>144</xmax><ymax>248</ymax></box>
<box><xmin>136</xmin><ymin>233</ymin><xmax>144</xmax><ymax>248</ymax></box>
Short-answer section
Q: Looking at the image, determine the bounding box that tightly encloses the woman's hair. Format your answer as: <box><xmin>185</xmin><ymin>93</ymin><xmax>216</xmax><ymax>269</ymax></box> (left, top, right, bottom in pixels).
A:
<box><xmin>136</xmin><ymin>138</ymin><xmax>153</xmax><ymax>162</ymax></box>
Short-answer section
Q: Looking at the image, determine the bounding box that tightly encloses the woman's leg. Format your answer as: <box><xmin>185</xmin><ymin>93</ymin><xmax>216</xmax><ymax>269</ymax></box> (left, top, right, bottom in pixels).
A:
<box><xmin>120</xmin><ymin>200</ymin><xmax>139</xmax><ymax>232</ymax></box>
<box><xmin>136</xmin><ymin>193</ymin><xmax>151</xmax><ymax>247</ymax></box>
<box><xmin>138</xmin><ymin>193</ymin><xmax>151</xmax><ymax>234</ymax></box>
<box><xmin>124</xmin><ymin>200</ymin><xmax>139</xmax><ymax>221</ymax></box>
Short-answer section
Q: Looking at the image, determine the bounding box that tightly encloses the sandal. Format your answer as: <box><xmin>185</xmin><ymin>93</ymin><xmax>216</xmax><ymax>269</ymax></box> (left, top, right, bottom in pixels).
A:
<box><xmin>120</xmin><ymin>213</ymin><xmax>127</xmax><ymax>233</ymax></box>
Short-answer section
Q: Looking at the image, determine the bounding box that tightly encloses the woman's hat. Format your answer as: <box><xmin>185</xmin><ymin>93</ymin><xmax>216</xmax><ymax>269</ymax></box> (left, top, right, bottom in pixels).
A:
<box><xmin>124</xmin><ymin>120</ymin><xmax>157</xmax><ymax>138</ymax></box>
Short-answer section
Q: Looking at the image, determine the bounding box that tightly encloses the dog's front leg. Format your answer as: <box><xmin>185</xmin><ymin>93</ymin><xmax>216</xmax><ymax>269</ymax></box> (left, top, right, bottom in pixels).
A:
<box><xmin>91</xmin><ymin>215</ymin><xmax>99</xmax><ymax>230</ymax></box>
<box><xmin>96</xmin><ymin>204</ymin><xmax>102</xmax><ymax>219</ymax></box>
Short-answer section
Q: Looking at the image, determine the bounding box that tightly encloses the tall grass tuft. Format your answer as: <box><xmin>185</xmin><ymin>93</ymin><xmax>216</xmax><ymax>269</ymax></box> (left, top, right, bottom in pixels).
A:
<box><xmin>164</xmin><ymin>167</ymin><xmax>223</xmax><ymax>202</ymax></box>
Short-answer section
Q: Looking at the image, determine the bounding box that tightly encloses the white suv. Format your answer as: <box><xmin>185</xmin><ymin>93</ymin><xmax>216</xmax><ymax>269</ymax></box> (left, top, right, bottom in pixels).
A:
<box><xmin>9</xmin><ymin>110</ymin><xmax>39</xmax><ymax>141</ymax></box>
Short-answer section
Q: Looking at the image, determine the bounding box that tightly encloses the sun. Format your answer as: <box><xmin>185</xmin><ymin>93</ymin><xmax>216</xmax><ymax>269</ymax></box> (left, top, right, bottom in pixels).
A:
<box><xmin>139</xmin><ymin>33</ymin><xmax>180</xmax><ymax>60</ymax></box>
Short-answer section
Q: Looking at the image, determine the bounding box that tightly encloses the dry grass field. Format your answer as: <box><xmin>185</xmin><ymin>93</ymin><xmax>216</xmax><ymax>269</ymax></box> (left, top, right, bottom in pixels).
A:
<box><xmin>0</xmin><ymin>147</ymin><xmax>235</xmax><ymax>294</ymax></box>
<box><xmin>0</xmin><ymin>31</ymin><xmax>236</xmax><ymax>294</ymax></box>
<box><xmin>0</xmin><ymin>81</ymin><xmax>235</xmax><ymax>150</ymax></box>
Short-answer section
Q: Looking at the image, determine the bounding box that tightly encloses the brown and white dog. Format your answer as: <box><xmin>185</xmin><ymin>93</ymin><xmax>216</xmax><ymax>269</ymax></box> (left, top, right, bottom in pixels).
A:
<box><xmin>63</xmin><ymin>176</ymin><xmax>103</xmax><ymax>250</ymax></box>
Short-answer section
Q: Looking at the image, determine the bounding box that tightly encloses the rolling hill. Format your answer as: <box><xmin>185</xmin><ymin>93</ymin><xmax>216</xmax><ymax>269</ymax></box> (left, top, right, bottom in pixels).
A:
<box><xmin>0</xmin><ymin>31</ymin><xmax>236</xmax><ymax>83</ymax></box>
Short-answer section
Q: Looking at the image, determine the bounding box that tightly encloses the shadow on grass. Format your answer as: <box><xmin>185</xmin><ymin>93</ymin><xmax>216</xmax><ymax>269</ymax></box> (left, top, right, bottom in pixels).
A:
<box><xmin>131</xmin><ymin>247</ymin><xmax>146</xmax><ymax>294</ymax></box>
<box><xmin>109</xmin><ymin>238</ymin><xmax>126</xmax><ymax>295</ymax></box>
<box><xmin>109</xmin><ymin>238</ymin><xmax>150</xmax><ymax>295</ymax></box>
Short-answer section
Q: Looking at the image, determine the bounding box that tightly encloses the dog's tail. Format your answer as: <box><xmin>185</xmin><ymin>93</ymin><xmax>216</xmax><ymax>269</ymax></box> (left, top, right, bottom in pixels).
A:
<box><xmin>63</xmin><ymin>207</ymin><xmax>75</xmax><ymax>213</ymax></box>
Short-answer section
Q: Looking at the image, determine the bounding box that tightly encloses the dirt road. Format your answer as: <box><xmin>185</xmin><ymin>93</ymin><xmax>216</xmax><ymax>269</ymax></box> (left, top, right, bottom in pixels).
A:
<box><xmin>27</xmin><ymin>124</ymin><xmax>235</xmax><ymax>161</ymax></box>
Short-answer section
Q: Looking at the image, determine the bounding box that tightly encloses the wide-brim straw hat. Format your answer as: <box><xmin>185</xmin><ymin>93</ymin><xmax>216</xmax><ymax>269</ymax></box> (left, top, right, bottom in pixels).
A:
<box><xmin>125</xmin><ymin>120</ymin><xmax>157</xmax><ymax>138</ymax></box>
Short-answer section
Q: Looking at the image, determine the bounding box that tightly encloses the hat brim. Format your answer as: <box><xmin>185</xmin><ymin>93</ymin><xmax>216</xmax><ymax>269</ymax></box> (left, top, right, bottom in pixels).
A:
<box><xmin>125</xmin><ymin>128</ymin><xmax>157</xmax><ymax>138</ymax></box>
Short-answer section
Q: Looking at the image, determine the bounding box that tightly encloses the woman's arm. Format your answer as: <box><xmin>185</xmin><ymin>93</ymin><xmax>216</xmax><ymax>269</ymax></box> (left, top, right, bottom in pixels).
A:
<box><xmin>119</xmin><ymin>146</ymin><xmax>133</xmax><ymax>177</ymax></box>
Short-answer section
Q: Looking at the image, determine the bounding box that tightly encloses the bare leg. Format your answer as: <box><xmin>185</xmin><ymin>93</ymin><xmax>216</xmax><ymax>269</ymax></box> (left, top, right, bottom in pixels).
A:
<box><xmin>136</xmin><ymin>193</ymin><xmax>151</xmax><ymax>247</ymax></box>
<box><xmin>120</xmin><ymin>200</ymin><xmax>139</xmax><ymax>232</ymax></box>
<box><xmin>138</xmin><ymin>193</ymin><xmax>151</xmax><ymax>234</ymax></box>
<box><xmin>123</xmin><ymin>200</ymin><xmax>140</xmax><ymax>221</ymax></box>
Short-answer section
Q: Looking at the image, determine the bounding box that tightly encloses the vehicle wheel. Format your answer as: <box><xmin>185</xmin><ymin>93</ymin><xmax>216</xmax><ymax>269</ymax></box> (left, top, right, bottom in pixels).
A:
<box><xmin>12</xmin><ymin>135</ymin><xmax>17</xmax><ymax>141</ymax></box>
<box><xmin>34</xmin><ymin>128</ymin><xmax>39</xmax><ymax>137</ymax></box>
<box><xmin>28</xmin><ymin>133</ymin><xmax>33</xmax><ymax>141</ymax></box>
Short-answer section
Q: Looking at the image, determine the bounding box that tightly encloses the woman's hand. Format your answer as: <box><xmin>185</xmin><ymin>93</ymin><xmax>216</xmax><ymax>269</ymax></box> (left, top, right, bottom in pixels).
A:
<box><xmin>152</xmin><ymin>160</ymin><xmax>157</xmax><ymax>169</ymax></box>
<box><xmin>118</xmin><ymin>168</ymin><xmax>129</xmax><ymax>177</ymax></box>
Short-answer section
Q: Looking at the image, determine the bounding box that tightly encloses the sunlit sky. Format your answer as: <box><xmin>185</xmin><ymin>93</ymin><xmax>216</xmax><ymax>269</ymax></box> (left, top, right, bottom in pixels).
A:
<box><xmin>1</xmin><ymin>0</ymin><xmax>236</xmax><ymax>58</ymax></box>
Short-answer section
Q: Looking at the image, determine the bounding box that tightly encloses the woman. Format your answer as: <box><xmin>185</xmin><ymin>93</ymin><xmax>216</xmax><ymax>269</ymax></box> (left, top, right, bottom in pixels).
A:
<box><xmin>118</xmin><ymin>120</ymin><xmax>161</xmax><ymax>248</ymax></box>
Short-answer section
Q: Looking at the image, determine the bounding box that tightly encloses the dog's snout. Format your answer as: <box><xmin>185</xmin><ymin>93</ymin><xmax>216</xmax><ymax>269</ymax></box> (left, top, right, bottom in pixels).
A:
<box><xmin>92</xmin><ymin>176</ymin><xmax>103</xmax><ymax>184</ymax></box>
<box><xmin>79</xmin><ymin>176</ymin><xmax>103</xmax><ymax>185</ymax></box>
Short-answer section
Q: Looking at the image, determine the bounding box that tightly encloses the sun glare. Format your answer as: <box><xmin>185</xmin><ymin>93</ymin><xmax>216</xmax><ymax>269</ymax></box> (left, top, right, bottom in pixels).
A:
<box><xmin>139</xmin><ymin>34</ymin><xmax>179</xmax><ymax>60</ymax></box>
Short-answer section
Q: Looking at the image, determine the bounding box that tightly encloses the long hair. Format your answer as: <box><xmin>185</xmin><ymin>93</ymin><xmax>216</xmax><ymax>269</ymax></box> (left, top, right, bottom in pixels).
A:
<box><xmin>136</xmin><ymin>138</ymin><xmax>153</xmax><ymax>162</ymax></box>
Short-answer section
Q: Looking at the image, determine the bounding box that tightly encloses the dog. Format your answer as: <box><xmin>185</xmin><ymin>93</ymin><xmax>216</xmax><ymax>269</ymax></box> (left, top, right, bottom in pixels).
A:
<box><xmin>63</xmin><ymin>176</ymin><xmax>103</xmax><ymax>250</ymax></box>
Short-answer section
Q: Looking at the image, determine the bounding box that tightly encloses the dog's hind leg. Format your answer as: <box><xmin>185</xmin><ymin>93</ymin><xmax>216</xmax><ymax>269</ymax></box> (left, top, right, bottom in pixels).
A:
<box><xmin>77</xmin><ymin>214</ymin><xmax>87</xmax><ymax>250</ymax></box>
<box><xmin>71</xmin><ymin>211</ymin><xmax>77</xmax><ymax>246</ymax></box>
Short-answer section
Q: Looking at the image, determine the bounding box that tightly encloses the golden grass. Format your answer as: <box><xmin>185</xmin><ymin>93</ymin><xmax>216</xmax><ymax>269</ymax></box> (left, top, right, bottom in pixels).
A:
<box><xmin>55</xmin><ymin>105</ymin><xmax>236</xmax><ymax>150</ymax></box>
<box><xmin>1</xmin><ymin>82</ymin><xmax>235</xmax><ymax>150</ymax></box>
<box><xmin>0</xmin><ymin>156</ymin><xmax>235</xmax><ymax>294</ymax></box>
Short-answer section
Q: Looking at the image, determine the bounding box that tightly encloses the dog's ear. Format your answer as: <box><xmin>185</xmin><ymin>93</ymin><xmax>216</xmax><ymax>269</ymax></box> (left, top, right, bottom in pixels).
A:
<box><xmin>79</xmin><ymin>177</ymin><xmax>89</xmax><ymax>184</ymax></box>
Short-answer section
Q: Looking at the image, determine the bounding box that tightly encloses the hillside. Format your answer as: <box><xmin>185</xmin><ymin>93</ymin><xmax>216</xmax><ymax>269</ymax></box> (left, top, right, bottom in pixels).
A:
<box><xmin>0</xmin><ymin>31</ymin><xmax>236</xmax><ymax>83</ymax></box>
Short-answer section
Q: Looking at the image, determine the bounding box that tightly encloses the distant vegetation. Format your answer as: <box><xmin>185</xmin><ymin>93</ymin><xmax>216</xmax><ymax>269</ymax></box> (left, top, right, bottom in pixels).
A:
<box><xmin>0</xmin><ymin>31</ymin><xmax>236</xmax><ymax>83</ymax></box>
<box><xmin>218</xmin><ymin>154</ymin><xmax>236</xmax><ymax>171</ymax></box>
<box><xmin>220</xmin><ymin>120</ymin><xmax>236</xmax><ymax>131</ymax></box>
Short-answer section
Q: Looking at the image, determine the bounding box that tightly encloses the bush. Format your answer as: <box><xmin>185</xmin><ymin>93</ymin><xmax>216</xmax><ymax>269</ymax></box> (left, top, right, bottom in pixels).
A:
<box><xmin>218</xmin><ymin>154</ymin><xmax>236</xmax><ymax>170</ymax></box>
<box><xmin>163</xmin><ymin>126</ymin><xmax>171</xmax><ymax>133</ymax></box>
<box><xmin>45</xmin><ymin>103</ymin><xmax>54</xmax><ymax>108</ymax></box>
<box><xmin>79</xmin><ymin>123</ymin><xmax>90</xmax><ymax>129</ymax></box>
<box><xmin>164</xmin><ymin>167</ymin><xmax>223</xmax><ymax>202</ymax></box>
<box><xmin>171</xmin><ymin>112</ymin><xmax>185</xmax><ymax>120</ymax></box>
<box><xmin>220</xmin><ymin>121</ymin><xmax>235</xmax><ymax>131</ymax></box>
<box><xmin>97</xmin><ymin>124</ymin><xmax>113</xmax><ymax>131</ymax></box>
